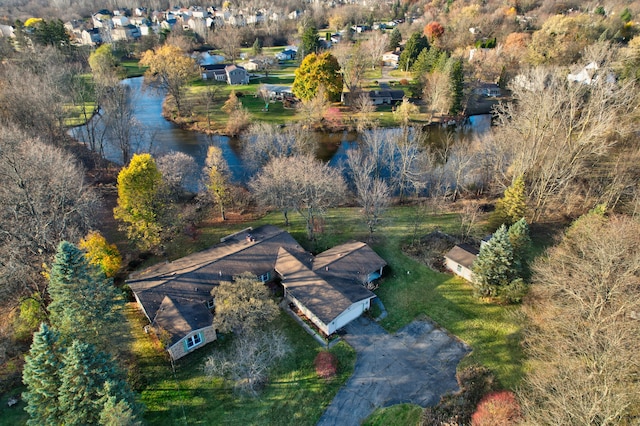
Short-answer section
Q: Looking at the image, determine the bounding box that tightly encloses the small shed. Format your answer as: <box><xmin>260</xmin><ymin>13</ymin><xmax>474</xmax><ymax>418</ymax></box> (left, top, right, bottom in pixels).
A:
<box><xmin>444</xmin><ymin>243</ymin><xmax>479</xmax><ymax>282</ymax></box>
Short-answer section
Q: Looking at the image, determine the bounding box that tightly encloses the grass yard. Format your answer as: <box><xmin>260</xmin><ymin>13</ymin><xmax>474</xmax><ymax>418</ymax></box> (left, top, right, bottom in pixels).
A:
<box><xmin>125</xmin><ymin>304</ymin><xmax>356</xmax><ymax>426</ymax></box>
<box><xmin>362</xmin><ymin>404</ymin><xmax>422</xmax><ymax>426</ymax></box>
<box><xmin>121</xmin><ymin>59</ymin><xmax>148</xmax><ymax>78</ymax></box>
<box><xmin>247</xmin><ymin>207</ymin><xmax>524</xmax><ymax>389</ymax></box>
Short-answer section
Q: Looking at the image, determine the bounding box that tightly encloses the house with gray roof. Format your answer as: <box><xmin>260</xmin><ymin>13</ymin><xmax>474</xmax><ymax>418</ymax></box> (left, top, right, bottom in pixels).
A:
<box><xmin>276</xmin><ymin>241</ymin><xmax>386</xmax><ymax>336</ymax></box>
<box><xmin>225</xmin><ymin>64</ymin><xmax>249</xmax><ymax>85</ymax></box>
<box><xmin>127</xmin><ymin>225</ymin><xmax>386</xmax><ymax>359</ymax></box>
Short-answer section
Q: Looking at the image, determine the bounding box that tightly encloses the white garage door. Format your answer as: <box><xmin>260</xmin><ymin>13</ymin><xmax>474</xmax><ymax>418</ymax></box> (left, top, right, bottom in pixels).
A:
<box><xmin>331</xmin><ymin>301</ymin><xmax>367</xmax><ymax>334</ymax></box>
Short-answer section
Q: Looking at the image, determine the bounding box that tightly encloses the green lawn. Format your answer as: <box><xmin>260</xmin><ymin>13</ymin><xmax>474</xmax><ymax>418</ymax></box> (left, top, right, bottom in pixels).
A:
<box><xmin>251</xmin><ymin>208</ymin><xmax>524</xmax><ymax>389</ymax></box>
<box><xmin>126</xmin><ymin>304</ymin><xmax>355</xmax><ymax>426</ymax></box>
<box><xmin>362</xmin><ymin>404</ymin><xmax>422</xmax><ymax>426</ymax></box>
<box><xmin>121</xmin><ymin>59</ymin><xmax>147</xmax><ymax>78</ymax></box>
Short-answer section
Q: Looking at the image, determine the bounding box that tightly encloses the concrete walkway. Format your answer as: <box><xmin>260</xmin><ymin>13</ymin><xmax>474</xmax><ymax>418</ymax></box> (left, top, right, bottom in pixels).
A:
<box><xmin>317</xmin><ymin>317</ymin><xmax>470</xmax><ymax>426</ymax></box>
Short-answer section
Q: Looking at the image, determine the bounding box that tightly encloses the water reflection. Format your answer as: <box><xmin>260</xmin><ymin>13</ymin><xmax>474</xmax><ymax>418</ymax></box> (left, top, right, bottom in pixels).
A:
<box><xmin>70</xmin><ymin>77</ymin><xmax>491</xmax><ymax>187</ymax></box>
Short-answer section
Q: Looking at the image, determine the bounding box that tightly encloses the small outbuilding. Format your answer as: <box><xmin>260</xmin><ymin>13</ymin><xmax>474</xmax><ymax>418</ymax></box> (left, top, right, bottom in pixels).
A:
<box><xmin>444</xmin><ymin>243</ymin><xmax>479</xmax><ymax>282</ymax></box>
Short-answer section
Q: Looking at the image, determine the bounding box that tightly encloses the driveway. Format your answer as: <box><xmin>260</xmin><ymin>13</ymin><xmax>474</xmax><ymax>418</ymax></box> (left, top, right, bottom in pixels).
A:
<box><xmin>317</xmin><ymin>317</ymin><xmax>470</xmax><ymax>426</ymax></box>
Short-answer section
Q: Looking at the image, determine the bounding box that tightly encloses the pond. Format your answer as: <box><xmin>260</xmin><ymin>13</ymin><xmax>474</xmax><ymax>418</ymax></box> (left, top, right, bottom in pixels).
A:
<box><xmin>70</xmin><ymin>77</ymin><xmax>491</xmax><ymax>188</ymax></box>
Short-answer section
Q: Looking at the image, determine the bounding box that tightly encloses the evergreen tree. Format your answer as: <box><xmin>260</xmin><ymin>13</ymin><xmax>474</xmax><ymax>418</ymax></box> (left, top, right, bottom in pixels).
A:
<box><xmin>48</xmin><ymin>241</ymin><xmax>121</xmax><ymax>347</ymax></box>
<box><xmin>59</xmin><ymin>341</ymin><xmax>127</xmax><ymax>426</ymax></box>
<box><xmin>388</xmin><ymin>28</ymin><xmax>402</xmax><ymax>50</ymax></box>
<box><xmin>491</xmin><ymin>175</ymin><xmax>527</xmax><ymax>228</ymax></box>
<box><xmin>398</xmin><ymin>32</ymin><xmax>429</xmax><ymax>72</ymax></box>
<box><xmin>447</xmin><ymin>58</ymin><xmax>464</xmax><ymax>115</ymax></box>
<box><xmin>508</xmin><ymin>218</ymin><xmax>532</xmax><ymax>265</ymax></box>
<box><xmin>300</xmin><ymin>25</ymin><xmax>320</xmax><ymax>59</ymax></box>
<box><xmin>472</xmin><ymin>225</ymin><xmax>521</xmax><ymax>300</ymax></box>
<box><xmin>412</xmin><ymin>46</ymin><xmax>446</xmax><ymax>75</ymax></box>
<box><xmin>99</xmin><ymin>380</ymin><xmax>142</xmax><ymax>426</ymax></box>
<box><xmin>252</xmin><ymin>38</ymin><xmax>262</xmax><ymax>56</ymax></box>
<box><xmin>22</xmin><ymin>323</ymin><xmax>64</xmax><ymax>426</ymax></box>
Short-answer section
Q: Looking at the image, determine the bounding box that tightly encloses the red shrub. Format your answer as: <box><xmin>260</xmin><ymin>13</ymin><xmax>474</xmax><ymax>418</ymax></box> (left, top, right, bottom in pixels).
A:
<box><xmin>471</xmin><ymin>391</ymin><xmax>522</xmax><ymax>426</ymax></box>
<box><xmin>314</xmin><ymin>351</ymin><xmax>338</xmax><ymax>379</ymax></box>
<box><xmin>399</xmin><ymin>78</ymin><xmax>409</xmax><ymax>86</ymax></box>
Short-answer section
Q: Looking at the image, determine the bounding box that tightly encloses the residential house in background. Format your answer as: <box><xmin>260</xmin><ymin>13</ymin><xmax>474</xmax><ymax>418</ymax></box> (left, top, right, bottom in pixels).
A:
<box><xmin>201</xmin><ymin>63</ymin><xmax>227</xmax><ymax>81</ymax></box>
<box><xmin>382</xmin><ymin>51</ymin><xmax>400</xmax><ymax>67</ymax></box>
<box><xmin>225</xmin><ymin>64</ymin><xmax>249</xmax><ymax>85</ymax></box>
<box><xmin>81</xmin><ymin>28</ymin><xmax>102</xmax><ymax>45</ymax></box>
<box><xmin>276</xmin><ymin>48</ymin><xmax>297</xmax><ymax>61</ymax></box>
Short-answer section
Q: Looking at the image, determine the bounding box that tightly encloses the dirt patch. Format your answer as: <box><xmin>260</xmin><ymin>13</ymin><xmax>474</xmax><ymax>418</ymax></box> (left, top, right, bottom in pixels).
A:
<box><xmin>403</xmin><ymin>230</ymin><xmax>462</xmax><ymax>272</ymax></box>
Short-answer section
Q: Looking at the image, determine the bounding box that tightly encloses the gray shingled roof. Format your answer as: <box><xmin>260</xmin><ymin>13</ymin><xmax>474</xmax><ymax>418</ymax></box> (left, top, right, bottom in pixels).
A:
<box><xmin>276</xmin><ymin>241</ymin><xmax>384</xmax><ymax>326</ymax></box>
<box><xmin>276</xmin><ymin>248</ymin><xmax>369</xmax><ymax>326</ymax></box>
<box><xmin>152</xmin><ymin>296</ymin><xmax>213</xmax><ymax>347</ymax></box>
<box><xmin>127</xmin><ymin>225</ymin><xmax>305</xmax><ymax>322</ymax></box>
<box><xmin>444</xmin><ymin>244</ymin><xmax>479</xmax><ymax>269</ymax></box>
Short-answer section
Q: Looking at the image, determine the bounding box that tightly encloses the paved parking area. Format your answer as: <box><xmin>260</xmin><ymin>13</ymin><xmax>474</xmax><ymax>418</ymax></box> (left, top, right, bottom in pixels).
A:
<box><xmin>317</xmin><ymin>317</ymin><xmax>470</xmax><ymax>426</ymax></box>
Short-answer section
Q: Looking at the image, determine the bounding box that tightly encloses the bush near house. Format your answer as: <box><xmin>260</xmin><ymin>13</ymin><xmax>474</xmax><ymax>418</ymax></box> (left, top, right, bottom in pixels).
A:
<box><xmin>314</xmin><ymin>351</ymin><xmax>338</xmax><ymax>379</ymax></box>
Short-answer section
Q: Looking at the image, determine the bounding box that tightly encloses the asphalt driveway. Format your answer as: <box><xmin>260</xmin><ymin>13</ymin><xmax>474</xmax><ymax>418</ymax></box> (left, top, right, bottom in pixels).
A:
<box><xmin>317</xmin><ymin>316</ymin><xmax>470</xmax><ymax>426</ymax></box>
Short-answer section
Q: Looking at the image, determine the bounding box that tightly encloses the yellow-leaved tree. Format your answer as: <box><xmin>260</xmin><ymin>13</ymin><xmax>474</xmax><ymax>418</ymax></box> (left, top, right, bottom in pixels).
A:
<box><xmin>292</xmin><ymin>52</ymin><xmax>343</xmax><ymax>102</ymax></box>
<box><xmin>113</xmin><ymin>153</ymin><xmax>163</xmax><ymax>250</ymax></box>
<box><xmin>140</xmin><ymin>44</ymin><xmax>199</xmax><ymax>116</ymax></box>
<box><xmin>79</xmin><ymin>231</ymin><xmax>122</xmax><ymax>278</ymax></box>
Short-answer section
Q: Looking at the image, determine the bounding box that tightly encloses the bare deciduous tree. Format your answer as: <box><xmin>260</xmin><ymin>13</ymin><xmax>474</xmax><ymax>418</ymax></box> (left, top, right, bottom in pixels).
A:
<box><xmin>212</xmin><ymin>26</ymin><xmax>243</xmax><ymax>63</ymax></box>
<box><xmin>493</xmin><ymin>63</ymin><xmax>639</xmax><ymax>220</ymax></box>
<box><xmin>156</xmin><ymin>151</ymin><xmax>198</xmax><ymax>195</ymax></box>
<box><xmin>0</xmin><ymin>126</ymin><xmax>98</xmax><ymax>303</ymax></box>
<box><xmin>346</xmin><ymin>149</ymin><xmax>390</xmax><ymax>240</ymax></box>
<box><xmin>331</xmin><ymin>42</ymin><xmax>368</xmax><ymax>93</ymax></box>
<box><xmin>101</xmin><ymin>85</ymin><xmax>145</xmax><ymax>165</ymax></box>
<box><xmin>250</xmin><ymin>155</ymin><xmax>346</xmax><ymax>240</ymax></box>
<box><xmin>204</xmin><ymin>329</ymin><xmax>291</xmax><ymax>396</ymax></box>
<box><xmin>361</xmin><ymin>31</ymin><xmax>388</xmax><ymax>73</ymax></box>
<box><xmin>521</xmin><ymin>213</ymin><xmax>640</xmax><ymax>425</ymax></box>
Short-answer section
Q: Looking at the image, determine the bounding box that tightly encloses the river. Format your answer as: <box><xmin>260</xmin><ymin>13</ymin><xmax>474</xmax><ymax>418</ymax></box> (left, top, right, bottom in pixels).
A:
<box><xmin>70</xmin><ymin>77</ymin><xmax>491</xmax><ymax>187</ymax></box>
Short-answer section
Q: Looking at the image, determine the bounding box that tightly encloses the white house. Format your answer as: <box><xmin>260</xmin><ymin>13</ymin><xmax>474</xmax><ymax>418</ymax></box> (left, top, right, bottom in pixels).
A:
<box><xmin>382</xmin><ymin>51</ymin><xmax>400</xmax><ymax>67</ymax></box>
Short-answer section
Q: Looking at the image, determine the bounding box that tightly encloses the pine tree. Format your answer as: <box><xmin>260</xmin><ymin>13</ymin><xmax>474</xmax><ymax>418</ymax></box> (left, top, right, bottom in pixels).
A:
<box><xmin>59</xmin><ymin>341</ymin><xmax>118</xmax><ymax>426</ymax></box>
<box><xmin>22</xmin><ymin>323</ymin><xmax>64</xmax><ymax>426</ymax></box>
<box><xmin>398</xmin><ymin>32</ymin><xmax>429</xmax><ymax>72</ymax></box>
<box><xmin>491</xmin><ymin>175</ymin><xmax>527</xmax><ymax>228</ymax></box>
<box><xmin>99</xmin><ymin>380</ymin><xmax>142</xmax><ymax>426</ymax></box>
<box><xmin>472</xmin><ymin>225</ymin><xmax>521</xmax><ymax>299</ymax></box>
<box><xmin>48</xmin><ymin>241</ymin><xmax>121</xmax><ymax>347</ymax></box>
<box><xmin>447</xmin><ymin>58</ymin><xmax>464</xmax><ymax>115</ymax></box>
<box><xmin>300</xmin><ymin>25</ymin><xmax>320</xmax><ymax>59</ymax></box>
<box><xmin>508</xmin><ymin>218</ymin><xmax>531</xmax><ymax>264</ymax></box>
<box><xmin>252</xmin><ymin>38</ymin><xmax>262</xmax><ymax>56</ymax></box>
<box><xmin>388</xmin><ymin>28</ymin><xmax>402</xmax><ymax>50</ymax></box>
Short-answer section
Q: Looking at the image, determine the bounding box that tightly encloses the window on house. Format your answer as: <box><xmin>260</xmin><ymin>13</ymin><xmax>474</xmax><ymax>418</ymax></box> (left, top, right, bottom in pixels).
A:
<box><xmin>457</xmin><ymin>264</ymin><xmax>462</xmax><ymax>273</ymax></box>
<box><xmin>258</xmin><ymin>272</ymin><xmax>270</xmax><ymax>283</ymax></box>
<box><xmin>206</xmin><ymin>299</ymin><xmax>215</xmax><ymax>309</ymax></box>
<box><xmin>186</xmin><ymin>333</ymin><xmax>202</xmax><ymax>349</ymax></box>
